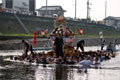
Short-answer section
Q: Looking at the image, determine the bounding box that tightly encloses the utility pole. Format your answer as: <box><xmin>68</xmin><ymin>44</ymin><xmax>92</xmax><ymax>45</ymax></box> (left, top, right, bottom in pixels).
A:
<box><xmin>104</xmin><ymin>0</ymin><xmax>107</xmax><ymax>25</ymax></box>
<box><xmin>75</xmin><ymin>0</ymin><xmax>77</xmax><ymax>19</ymax></box>
<box><xmin>46</xmin><ymin>0</ymin><xmax>48</xmax><ymax>16</ymax></box>
<box><xmin>87</xmin><ymin>0</ymin><xmax>89</xmax><ymax>20</ymax></box>
<box><xmin>105</xmin><ymin>0</ymin><xmax>107</xmax><ymax>18</ymax></box>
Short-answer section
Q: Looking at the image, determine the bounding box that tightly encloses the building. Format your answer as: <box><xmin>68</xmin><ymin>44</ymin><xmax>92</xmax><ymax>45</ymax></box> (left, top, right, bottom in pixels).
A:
<box><xmin>0</xmin><ymin>3</ymin><xmax>2</xmax><ymax>9</ymax></box>
<box><xmin>37</xmin><ymin>6</ymin><xmax>66</xmax><ymax>17</ymax></box>
<box><xmin>0</xmin><ymin>3</ymin><xmax>3</xmax><ymax>12</ymax></box>
<box><xmin>104</xmin><ymin>16</ymin><xmax>120</xmax><ymax>30</ymax></box>
<box><xmin>29</xmin><ymin>0</ymin><xmax>35</xmax><ymax>13</ymax></box>
<box><xmin>2</xmin><ymin>0</ymin><xmax>35</xmax><ymax>14</ymax></box>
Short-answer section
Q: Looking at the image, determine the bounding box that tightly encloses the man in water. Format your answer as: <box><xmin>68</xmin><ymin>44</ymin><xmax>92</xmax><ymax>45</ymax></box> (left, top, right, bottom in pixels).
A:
<box><xmin>54</xmin><ymin>33</ymin><xmax>64</xmax><ymax>59</ymax></box>
<box><xmin>100</xmin><ymin>38</ymin><xmax>105</xmax><ymax>50</ymax></box>
<box><xmin>76</xmin><ymin>40</ymin><xmax>85</xmax><ymax>52</ymax></box>
<box><xmin>106</xmin><ymin>42</ymin><xmax>115</xmax><ymax>52</ymax></box>
<box><xmin>22</xmin><ymin>40</ymin><xmax>35</xmax><ymax>58</ymax></box>
<box><xmin>79</xmin><ymin>56</ymin><xmax>93</xmax><ymax>73</ymax></box>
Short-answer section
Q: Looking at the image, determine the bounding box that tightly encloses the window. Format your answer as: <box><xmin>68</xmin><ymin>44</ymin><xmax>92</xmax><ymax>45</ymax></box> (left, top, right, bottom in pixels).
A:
<box><xmin>6</xmin><ymin>0</ymin><xmax>13</xmax><ymax>8</ymax></box>
<box><xmin>29</xmin><ymin>0</ymin><xmax>35</xmax><ymax>12</ymax></box>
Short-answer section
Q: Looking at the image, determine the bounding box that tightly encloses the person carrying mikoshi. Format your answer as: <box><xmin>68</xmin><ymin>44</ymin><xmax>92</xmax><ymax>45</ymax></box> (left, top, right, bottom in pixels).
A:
<box><xmin>22</xmin><ymin>40</ymin><xmax>35</xmax><ymax>58</ymax></box>
<box><xmin>76</xmin><ymin>40</ymin><xmax>85</xmax><ymax>52</ymax></box>
<box><xmin>54</xmin><ymin>33</ymin><xmax>64</xmax><ymax>59</ymax></box>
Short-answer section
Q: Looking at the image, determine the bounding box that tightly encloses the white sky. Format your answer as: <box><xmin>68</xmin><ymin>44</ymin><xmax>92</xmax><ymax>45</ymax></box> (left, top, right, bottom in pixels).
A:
<box><xmin>0</xmin><ymin>0</ymin><xmax>120</xmax><ymax>20</ymax></box>
<box><xmin>36</xmin><ymin>0</ymin><xmax>120</xmax><ymax>20</ymax></box>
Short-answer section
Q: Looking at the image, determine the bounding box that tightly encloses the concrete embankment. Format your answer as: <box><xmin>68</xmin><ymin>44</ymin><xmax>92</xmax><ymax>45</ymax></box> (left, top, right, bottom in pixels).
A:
<box><xmin>0</xmin><ymin>12</ymin><xmax>119</xmax><ymax>36</ymax></box>
<box><xmin>0</xmin><ymin>37</ymin><xmax>120</xmax><ymax>50</ymax></box>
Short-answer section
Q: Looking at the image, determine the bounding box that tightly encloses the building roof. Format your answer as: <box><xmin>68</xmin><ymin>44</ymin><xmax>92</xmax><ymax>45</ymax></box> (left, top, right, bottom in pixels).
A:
<box><xmin>37</xmin><ymin>6</ymin><xmax>66</xmax><ymax>12</ymax></box>
<box><xmin>104</xmin><ymin>16</ymin><xmax>120</xmax><ymax>20</ymax></box>
<box><xmin>117</xmin><ymin>22</ymin><xmax>120</xmax><ymax>24</ymax></box>
<box><xmin>114</xmin><ymin>17</ymin><xmax>120</xmax><ymax>20</ymax></box>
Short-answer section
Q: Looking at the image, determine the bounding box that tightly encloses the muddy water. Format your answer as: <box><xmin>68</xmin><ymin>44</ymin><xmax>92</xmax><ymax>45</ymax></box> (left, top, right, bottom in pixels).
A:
<box><xmin>0</xmin><ymin>46</ymin><xmax>120</xmax><ymax>80</ymax></box>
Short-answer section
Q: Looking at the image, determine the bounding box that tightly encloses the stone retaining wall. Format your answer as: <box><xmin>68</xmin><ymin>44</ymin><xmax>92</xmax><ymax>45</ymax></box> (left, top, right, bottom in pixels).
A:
<box><xmin>0</xmin><ymin>37</ymin><xmax>120</xmax><ymax>50</ymax></box>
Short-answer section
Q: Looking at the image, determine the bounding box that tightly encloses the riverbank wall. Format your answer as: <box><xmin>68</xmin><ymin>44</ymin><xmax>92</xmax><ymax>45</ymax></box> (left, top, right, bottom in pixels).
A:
<box><xmin>0</xmin><ymin>12</ymin><xmax>119</xmax><ymax>36</ymax></box>
<box><xmin>0</xmin><ymin>37</ymin><xmax>120</xmax><ymax>50</ymax></box>
<box><xmin>0</xmin><ymin>12</ymin><xmax>120</xmax><ymax>50</ymax></box>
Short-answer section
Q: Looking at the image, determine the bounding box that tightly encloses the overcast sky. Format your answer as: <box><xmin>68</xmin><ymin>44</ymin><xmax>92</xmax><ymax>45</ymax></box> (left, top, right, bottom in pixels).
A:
<box><xmin>36</xmin><ymin>0</ymin><xmax>120</xmax><ymax>20</ymax></box>
<box><xmin>0</xmin><ymin>0</ymin><xmax>120</xmax><ymax>20</ymax></box>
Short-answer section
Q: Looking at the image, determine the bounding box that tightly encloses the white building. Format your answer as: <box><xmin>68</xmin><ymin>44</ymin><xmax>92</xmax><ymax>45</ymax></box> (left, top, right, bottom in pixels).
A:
<box><xmin>2</xmin><ymin>0</ymin><xmax>35</xmax><ymax>14</ymax></box>
<box><xmin>104</xmin><ymin>16</ymin><xmax>120</xmax><ymax>30</ymax></box>
<box><xmin>37</xmin><ymin>6</ymin><xmax>66</xmax><ymax>17</ymax></box>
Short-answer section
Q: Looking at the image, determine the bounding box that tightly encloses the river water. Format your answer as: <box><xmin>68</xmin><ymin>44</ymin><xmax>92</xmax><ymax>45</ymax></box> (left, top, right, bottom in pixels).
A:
<box><xmin>0</xmin><ymin>46</ymin><xmax>120</xmax><ymax>80</ymax></box>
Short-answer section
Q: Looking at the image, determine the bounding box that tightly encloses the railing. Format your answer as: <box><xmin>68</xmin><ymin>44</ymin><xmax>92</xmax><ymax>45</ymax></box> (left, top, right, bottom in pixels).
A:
<box><xmin>13</xmin><ymin>13</ymin><xmax>30</xmax><ymax>34</ymax></box>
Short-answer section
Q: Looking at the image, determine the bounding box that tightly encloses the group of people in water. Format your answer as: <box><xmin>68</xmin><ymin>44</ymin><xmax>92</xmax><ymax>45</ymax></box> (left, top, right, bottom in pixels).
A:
<box><xmin>100</xmin><ymin>38</ymin><xmax>117</xmax><ymax>52</ymax></box>
<box><xmin>9</xmin><ymin>36</ymin><xmax>116</xmax><ymax>72</ymax></box>
<box><xmin>10</xmin><ymin>16</ymin><xmax>118</xmax><ymax>72</ymax></box>
<box><xmin>21</xmin><ymin>37</ymin><xmax>116</xmax><ymax>60</ymax></box>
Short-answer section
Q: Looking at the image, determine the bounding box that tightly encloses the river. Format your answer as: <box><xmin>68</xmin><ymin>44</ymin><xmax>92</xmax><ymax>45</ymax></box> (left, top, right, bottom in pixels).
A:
<box><xmin>0</xmin><ymin>46</ymin><xmax>120</xmax><ymax>80</ymax></box>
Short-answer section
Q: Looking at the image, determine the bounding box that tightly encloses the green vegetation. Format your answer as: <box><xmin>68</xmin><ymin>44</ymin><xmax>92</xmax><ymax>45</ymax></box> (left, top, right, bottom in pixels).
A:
<box><xmin>1</xmin><ymin>33</ymin><xmax>42</xmax><ymax>37</ymax></box>
<box><xmin>2</xmin><ymin>33</ymin><xmax>33</xmax><ymax>36</ymax></box>
<box><xmin>77</xmin><ymin>34</ymin><xmax>120</xmax><ymax>38</ymax></box>
<box><xmin>1</xmin><ymin>33</ymin><xmax>120</xmax><ymax>38</ymax></box>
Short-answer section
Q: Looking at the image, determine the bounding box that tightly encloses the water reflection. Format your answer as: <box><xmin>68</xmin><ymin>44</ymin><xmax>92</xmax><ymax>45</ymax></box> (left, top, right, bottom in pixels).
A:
<box><xmin>0</xmin><ymin>46</ymin><xmax>120</xmax><ymax>80</ymax></box>
<box><xmin>35</xmin><ymin>64</ymin><xmax>55</xmax><ymax>80</ymax></box>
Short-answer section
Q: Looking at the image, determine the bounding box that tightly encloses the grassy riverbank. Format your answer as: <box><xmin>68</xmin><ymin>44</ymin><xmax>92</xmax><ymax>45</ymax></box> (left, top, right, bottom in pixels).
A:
<box><xmin>1</xmin><ymin>33</ymin><xmax>120</xmax><ymax>38</ymax></box>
